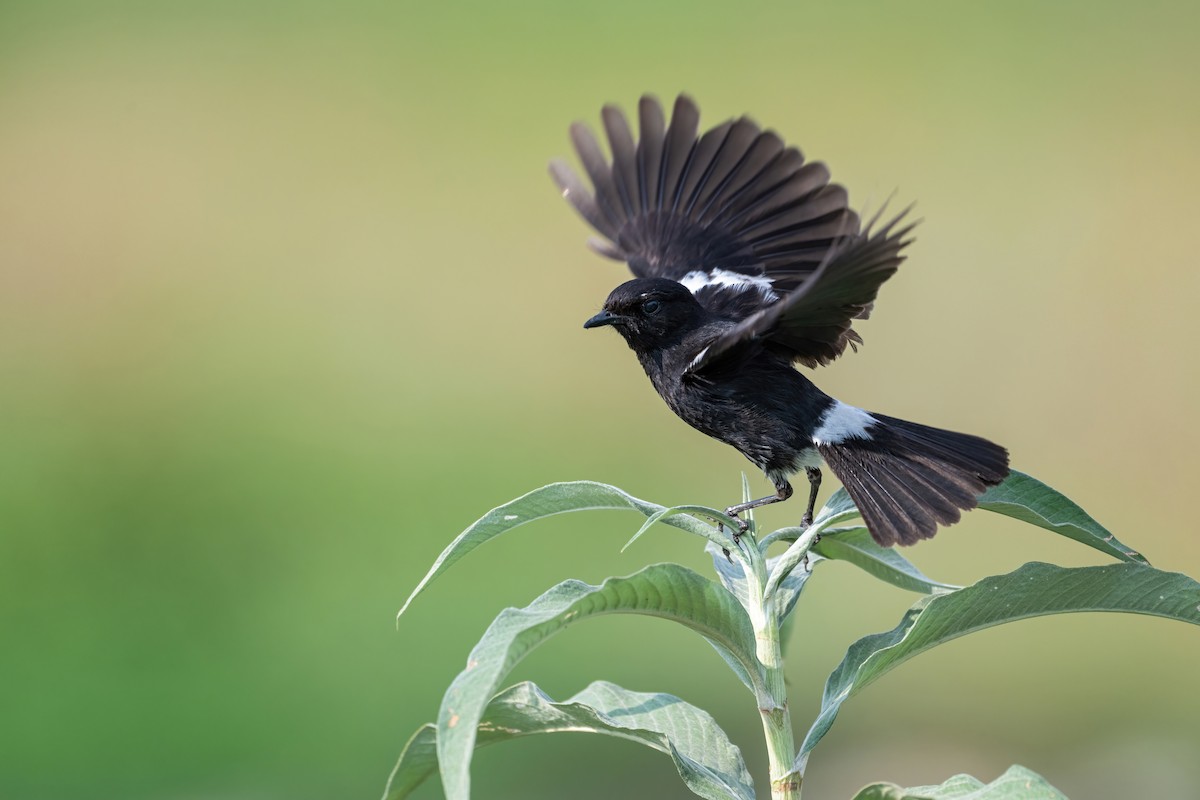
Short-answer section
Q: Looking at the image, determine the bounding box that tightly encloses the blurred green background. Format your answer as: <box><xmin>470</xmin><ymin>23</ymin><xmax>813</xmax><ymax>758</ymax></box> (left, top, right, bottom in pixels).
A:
<box><xmin>2</xmin><ymin>1</ymin><xmax>1199</xmax><ymax>798</ymax></box>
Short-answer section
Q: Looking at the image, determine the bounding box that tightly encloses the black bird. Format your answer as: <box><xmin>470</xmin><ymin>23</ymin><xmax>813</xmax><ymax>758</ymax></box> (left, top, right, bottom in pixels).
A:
<box><xmin>550</xmin><ymin>94</ymin><xmax>1009</xmax><ymax>547</ymax></box>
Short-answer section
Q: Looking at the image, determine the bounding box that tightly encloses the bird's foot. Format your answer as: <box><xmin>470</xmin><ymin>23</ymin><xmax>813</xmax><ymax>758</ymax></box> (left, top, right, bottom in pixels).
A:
<box><xmin>800</xmin><ymin>511</ymin><xmax>813</xmax><ymax>529</ymax></box>
<box><xmin>724</xmin><ymin>508</ymin><xmax>750</xmax><ymax>544</ymax></box>
<box><xmin>801</xmin><ymin>533</ymin><xmax>823</xmax><ymax>573</ymax></box>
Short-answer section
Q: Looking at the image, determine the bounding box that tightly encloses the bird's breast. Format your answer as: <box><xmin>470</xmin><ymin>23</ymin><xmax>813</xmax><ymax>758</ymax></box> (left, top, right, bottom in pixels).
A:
<box><xmin>648</xmin><ymin>357</ymin><xmax>833</xmax><ymax>473</ymax></box>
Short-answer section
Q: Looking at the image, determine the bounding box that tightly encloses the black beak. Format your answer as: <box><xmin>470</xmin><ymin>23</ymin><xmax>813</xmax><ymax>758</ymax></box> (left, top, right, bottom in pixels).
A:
<box><xmin>583</xmin><ymin>309</ymin><xmax>624</xmax><ymax>329</ymax></box>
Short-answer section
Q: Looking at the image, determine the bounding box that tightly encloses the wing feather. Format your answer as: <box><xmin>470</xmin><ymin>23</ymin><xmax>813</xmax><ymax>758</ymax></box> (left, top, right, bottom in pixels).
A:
<box><xmin>548</xmin><ymin>159</ymin><xmax>616</xmax><ymax>240</ymax></box>
<box><xmin>552</xmin><ymin>94</ymin><xmax>909</xmax><ymax>367</ymax></box>
<box><xmin>569</xmin><ymin>122</ymin><xmax>625</xmax><ymax>232</ymax></box>
<box><xmin>676</xmin><ymin>119</ymin><xmax>732</xmax><ymax>215</ymax></box>
<box><xmin>690</xmin><ymin>118</ymin><xmax>762</xmax><ymax>221</ymax></box>
<box><xmin>714</xmin><ymin>148</ymin><xmax>808</xmax><ymax>227</ymax></box>
<box><xmin>700</xmin><ymin>131</ymin><xmax>786</xmax><ymax>226</ymax></box>
<box><xmin>637</xmin><ymin>95</ymin><xmax>666</xmax><ymax>212</ymax></box>
<box><xmin>602</xmin><ymin>104</ymin><xmax>640</xmax><ymax>218</ymax></box>
<box><xmin>660</xmin><ymin>95</ymin><xmax>700</xmax><ymax>214</ymax></box>
<box><xmin>688</xmin><ymin>210</ymin><xmax>916</xmax><ymax>371</ymax></box>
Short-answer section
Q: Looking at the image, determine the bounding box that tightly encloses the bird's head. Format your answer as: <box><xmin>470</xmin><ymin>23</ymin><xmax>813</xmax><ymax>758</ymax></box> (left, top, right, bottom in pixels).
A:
<box><xmin>583</xmin><ymin>278</ymin><xmax>704</xmax><ymax>353</ymax></box>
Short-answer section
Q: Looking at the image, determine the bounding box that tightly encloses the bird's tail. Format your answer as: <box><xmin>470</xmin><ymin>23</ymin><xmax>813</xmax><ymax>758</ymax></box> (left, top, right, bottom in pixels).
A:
<box><xmin>817</xmin><ymin>413</ymin><xmax>1009</xmax><ymax>547</ymax></box>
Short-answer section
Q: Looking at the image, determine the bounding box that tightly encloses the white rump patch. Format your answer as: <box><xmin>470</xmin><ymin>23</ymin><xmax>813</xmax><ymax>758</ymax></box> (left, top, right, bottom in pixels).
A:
<box><xmin>680</xmin><ymin>268</ymin><xmax>778</xmax><ymax>301</ymax></box>
<box><xmin>812</xmin><ymin>400</ymin><xmax>876</xmax><ymax>445</ymax></box>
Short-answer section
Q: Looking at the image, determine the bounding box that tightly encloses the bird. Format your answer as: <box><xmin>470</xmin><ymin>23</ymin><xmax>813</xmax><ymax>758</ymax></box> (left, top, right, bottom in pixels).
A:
<box><xmin>549</xmin><ymin>94</ymin><xmax>1009</xmax><ymax>547</ymax></box>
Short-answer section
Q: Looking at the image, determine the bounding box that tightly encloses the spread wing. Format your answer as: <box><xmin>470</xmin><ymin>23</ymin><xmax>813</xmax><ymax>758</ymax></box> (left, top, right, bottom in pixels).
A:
<box><xmin>688</xmin><ymin>210</ymin><xmax>916</xmax><ymax>371</ymax></box>
<box><xmin>549</xmin><ymin>94</ymin><xmax>860</xmax><ymax>308</ymax></box>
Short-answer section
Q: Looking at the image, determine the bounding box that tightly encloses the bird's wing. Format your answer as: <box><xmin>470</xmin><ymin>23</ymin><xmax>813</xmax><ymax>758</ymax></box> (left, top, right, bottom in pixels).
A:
<box><xmin>550</xmin><ymin>94</ymin><xmax>860</xmax><ymax>301</ymax></box>
<box><xmin>686</xmin><ymin>211</ymin><xmax>916</xmax><ymax>371</ymax></box>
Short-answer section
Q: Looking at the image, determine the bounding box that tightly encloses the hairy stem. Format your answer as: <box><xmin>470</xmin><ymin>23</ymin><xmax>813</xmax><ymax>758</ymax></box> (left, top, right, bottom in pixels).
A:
<box><xmin>742</xmin><ymin>532</ymin><xmax>801</xmax><ymax>800</ymax></box>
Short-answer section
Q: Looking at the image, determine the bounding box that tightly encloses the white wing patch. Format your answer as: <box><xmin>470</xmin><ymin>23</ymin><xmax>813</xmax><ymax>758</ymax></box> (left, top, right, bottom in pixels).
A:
<box><xmin>680</xmin><ymin>268</ymin><xmax>779</xmax><ymax>301</ymax></box>
<box><xmin>812</xmin><ymin>400</ymin><xmax>876</xmax><ymax>445</ymax></box>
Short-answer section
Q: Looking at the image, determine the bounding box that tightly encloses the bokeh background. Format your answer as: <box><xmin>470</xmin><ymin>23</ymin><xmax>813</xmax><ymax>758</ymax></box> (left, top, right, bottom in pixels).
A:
<box><xmin>3</xmin><ymin>1</ymin><xmax>1199</xmax><ymax>798</ymax></box>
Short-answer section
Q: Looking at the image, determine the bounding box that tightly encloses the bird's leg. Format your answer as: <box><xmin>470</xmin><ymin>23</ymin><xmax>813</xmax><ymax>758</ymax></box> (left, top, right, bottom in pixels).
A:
<box><xmin>725</xmin><ymin>480</ymin><xmax>793</xmax><ymax>543</ymax></box>
<box><xmin>798</xmin><ymin>468</ymin><xmax>823</xmax><ymax>571</ymax></box>
<box><xmin>800</xmin><ymin>467</ymin><xmax>822</xmax><ymax>529</ymax></box>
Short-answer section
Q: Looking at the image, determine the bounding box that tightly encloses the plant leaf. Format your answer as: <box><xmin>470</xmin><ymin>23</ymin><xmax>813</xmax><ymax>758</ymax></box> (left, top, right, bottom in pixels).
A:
<box><xmin>400</xmin><ymin>482</ymin><xmax>730</xmax><ymax>617</ymax></box>
<box><xmin>767</xmin><ymin>549</ymin><xmax>820</xmax><ymax>624</ymax></box>
<box><xmin>851</xmin><ymin>764</ymin><xmax>1067</xmax><ymax>799</ymax></box>
<box><xmin>704</xmin><ymin>540</ymin><xmax>817</xmax><ymax>667</ymax></box>
<box><xmin>704</xmin><ymin>637</ymin><xmax>759</xmax><ymax>697</ymax></box>
<box><xmin>979</xmin><ymin>470</ymin><xmax>1146</xmax><ymax>564</ymax></box>
<box><xmin>707</xmin><ymin>541</ymin><xmax>755</xmax><ymax>610</ymax></box>
<box><xmin>436</xmin><ymin>564</ymin><xmax>764</xmax><ymax>800</ymax></box>
<box><xmin>813</xmin><ymin>527</ymin><xmax>959</xmax><ymax>595</ymax></box>
<box><xmin>797</xmin><ymin>562</ymin><xmax>1200</xmax><ymax>766</ymax></box>
<box><xmin>702</xmin><ymin>542</ymin><xmax>765</xmax><ymax>694</ymax></box>
<box><xmin>811</xmin><ymin>487</ymin><xmax>861</xmax><ymax>529</ymax></box>
<box><xmin>383</xmin><ymin>681</ymin><xmax>754</xmax><ymax>800</ymax></box>
<box><xmin>763</xmin><ymin>500</ymin><xmax>858</xmax><ymax>606</ymax></box>
<box><xmin>381</xmin><ymin>723</ymin><xmax>437</xmax><ymax>800</ymax></box>
<box><xmin>762</xmin><ymin>471</ymin><xmax>1142</xmax><ymax>567</ymax></box>
<box><xmin>623</xmin><ymin>505</ymin><xmax>742</xmax><ymax>553</ymax></box>
<box><xmin>758</xmin><ymin>487</ymin><xmax>860</xmax><ymax>550</ymax></box>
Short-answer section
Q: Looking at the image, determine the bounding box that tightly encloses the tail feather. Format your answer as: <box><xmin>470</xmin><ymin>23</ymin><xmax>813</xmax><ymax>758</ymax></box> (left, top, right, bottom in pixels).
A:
<box><xmin>818</xmin><ymin>414</ymin><xmax>1009</xmax><ymax>547</ymax></box>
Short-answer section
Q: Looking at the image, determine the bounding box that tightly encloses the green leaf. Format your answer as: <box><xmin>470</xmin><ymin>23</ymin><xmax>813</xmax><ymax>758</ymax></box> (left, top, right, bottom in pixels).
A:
<box><xmin>762</xmin><ymin>499</ymin><xmax>860</xmax><ymax>608</ymax></box>
<box><xmin>813</xmin><ymin>527</ymin><xmax>959</xmax><ymax>595</ymax></box>
<box><xmin>706</xmin><ymin>540</ymin><xmax>817</xmax><ymax>633</ymax></box>
<box><xmin>758</xmin><ymin>487</ymin><xmax>859</xmax><ymax>550</ymax></box>
<box><xmin>798</xmin><ymin>562</ymin><xmax>1200</xmax><ymax>766</ymax></box>
<box><xmin>767</xmin><ymin>549</ymin><xmax>819</xmax><ymax>624</ymax></box>
<box><xmin>707</xmin><ymin>541</ymin><xmax>755</xmax><ymax>610</ymax></box>
<box><xmin>979</xmin><ymin>470</ymin><xmax>1146</xmax><ymax>564</ymax></box>
<box><xmin>813</xmin><ymin>487</ymin><xmax>861</xmax><ymax>528</ymax></box>
<box><xmin>381</xmin><ymin>724</ymin><xmax>437</xmax><ymax>800</ymax></box>
<box><xmin>704</xmin><ymin>540</ymin><xmax>816</xmax><ymax>663</ymax></box>
<box><xmin>702</xmin><ymin>543</ymin><xmax>765</xmax><ymax>693</ymax></box>
<box><xmin>383</xmin><ymin>681</ymin><xmax>754</xmax><ymax>800</ymax></box>
<box><xmin>762</xmin><ymin>531</ymin><xmax>821</xmax><ymax>608</ymax></box>
<box><xmin>762</xmin><ymin>471</ymin><xmax>1141</xmax><ymax>567</ymax></box>
<box><xmin>623</xmin><ymin>505</ymin><xmax>742</xmax><ymax>553</ymax></box>
<box><xmin>436</xmin><ymin>564</ymin><xmax>764</xmax><ymax>800</ymax></box>
<box><xmin>399</xmin><ymin>482</ymin><xmax>730</xmax><ymax>617</ymax></box>
<box><xmin>851</xmin><ymin>765</ymin><xmax>1067</xmax><ymax>799</ymax></box>
<box><xmin>703</xmin><ymin>637</ymin><xmax>760</xmax><ymax>697</ymax></box>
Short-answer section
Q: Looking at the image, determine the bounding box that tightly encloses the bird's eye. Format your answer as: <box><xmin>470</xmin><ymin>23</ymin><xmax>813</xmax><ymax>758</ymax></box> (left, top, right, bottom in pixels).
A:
<box><xmin>642</xmin><ymin>299</ymin><xmax>662</xmax><ymax>315</ymax></box>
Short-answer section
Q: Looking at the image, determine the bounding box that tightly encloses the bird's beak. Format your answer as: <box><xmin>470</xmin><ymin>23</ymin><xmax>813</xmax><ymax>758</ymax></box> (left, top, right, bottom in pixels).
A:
<box><xmin>583</xmin><ymin>309</ymin><xmax>624</xmax><ymax>329</ymax></box>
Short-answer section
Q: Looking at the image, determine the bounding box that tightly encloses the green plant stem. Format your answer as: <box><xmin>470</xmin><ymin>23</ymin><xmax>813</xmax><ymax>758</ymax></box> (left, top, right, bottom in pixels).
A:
<box><xmin>759</xmin><ymin>602</ymin><xmax>800</xmax><ymax>798</ymax></box>
<box><xmin>742</xmin><ymin>532</ymin><xmax>801</xmax><ymax>800</ymax></box>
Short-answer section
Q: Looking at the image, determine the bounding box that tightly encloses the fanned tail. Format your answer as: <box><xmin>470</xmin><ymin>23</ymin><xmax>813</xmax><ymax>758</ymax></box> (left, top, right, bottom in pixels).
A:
<box><xmin>817</xmin><ymin>413</ymin><xmax>1009</xmax><ymax>547</ymax></box>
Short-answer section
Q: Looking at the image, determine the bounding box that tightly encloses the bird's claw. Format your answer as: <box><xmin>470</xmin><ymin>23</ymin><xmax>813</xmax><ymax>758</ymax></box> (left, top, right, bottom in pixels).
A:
<box><xmin>724</xmin><ymin>508</ymin><xmax>750</xmax><ymax>544</ymax></box>
<box><xmin>801</xmin><ymin>533</ymin><xmax>823</xmax><ymax>573</ymax></box>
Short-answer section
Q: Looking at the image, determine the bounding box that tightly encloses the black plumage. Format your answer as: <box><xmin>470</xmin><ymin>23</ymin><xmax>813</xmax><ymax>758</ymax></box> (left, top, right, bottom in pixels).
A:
<box><xmin>554</xmin><ymin>94</ymin><xmax>1009</xmax><ymax>547</ymax></box>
